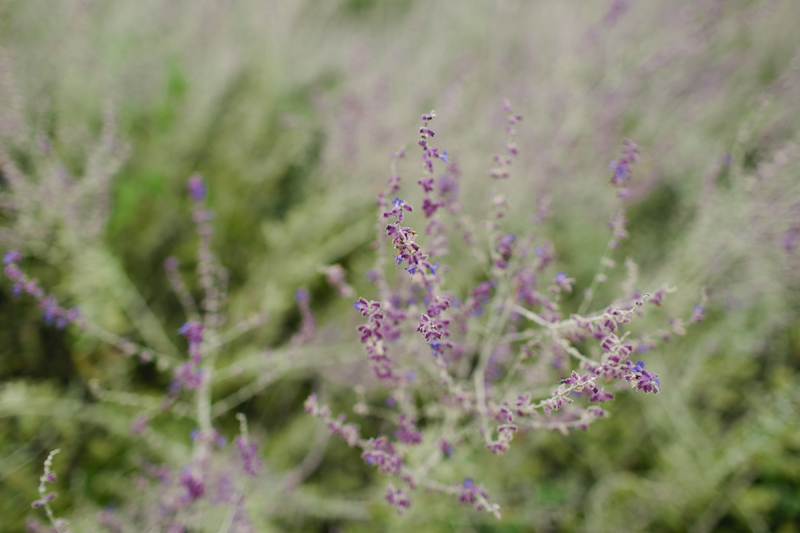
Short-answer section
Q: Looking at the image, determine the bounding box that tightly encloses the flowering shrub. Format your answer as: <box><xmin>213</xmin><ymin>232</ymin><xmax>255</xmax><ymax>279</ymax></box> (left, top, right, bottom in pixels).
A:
<box><xmin>3</xmin><ymin>2</ymin><xmax>800</xmax><ymax>530</ymax></box>
<box><xmin>306</xmin><ymin>104</ymin><xmax>702</xmax><ymax>517</ymax></box>
<box><xmin>5</xmin><ymin>100</ymin><xmax>702</xmax><ymax>529</ymax></box>
<box><xmin>8</xmin><ymin>174</ymin><xmax>349</xmax><ymax>532</ymax></box>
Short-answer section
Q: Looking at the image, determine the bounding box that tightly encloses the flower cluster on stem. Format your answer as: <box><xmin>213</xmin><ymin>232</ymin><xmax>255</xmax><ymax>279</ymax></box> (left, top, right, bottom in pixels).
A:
<box><xmin>31</xmin><ymin>449</ymin><xmax>71</xmax><ymax>533</ymax></box>
<box><xmin>308</xmin><ymin>103</ymin><xmax>685</xmax><ymax>519</ymax></box>
<box><xmin>3</xmin><ymin>251</ymin><xmax>84</xmax><ymax>329</ymax></box>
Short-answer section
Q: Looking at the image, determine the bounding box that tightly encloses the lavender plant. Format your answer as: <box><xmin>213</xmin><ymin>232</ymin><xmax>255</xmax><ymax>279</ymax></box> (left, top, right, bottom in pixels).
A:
<box><xmin>3</xmin><ymin>1</ymin><xmax>800</xmax><ymax>530</ymax></box>
<box><xmin>9</xmin><ymin>173</ymin><xmax>369</xmax><ymax>532</ymax></box>
<box><xmin>306</xmin><ymin>103</ymin><xmax>702</xmax><ymax>518</ymax></box>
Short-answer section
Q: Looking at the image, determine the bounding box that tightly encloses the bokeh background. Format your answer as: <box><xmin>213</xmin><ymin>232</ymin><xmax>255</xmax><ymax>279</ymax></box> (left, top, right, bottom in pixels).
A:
<box><xmin>2</xmin><ymin>0</ymin><xmax>800</xmax><ymax>531</ymax></box>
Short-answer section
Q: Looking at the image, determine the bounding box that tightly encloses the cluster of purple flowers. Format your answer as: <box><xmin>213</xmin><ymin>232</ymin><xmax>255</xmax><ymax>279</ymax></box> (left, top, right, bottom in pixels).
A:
<box><xmin>234</xmin><ymin>413</ymin><xmax>263</xmax><ymax>477</ymax></box>
<box><xmin>354</xmin><ymin>297</ymin><xmax>396</xmax><ymax>381</ymax></box>
<box><xmin>609</xmin><ymin>139</ymin><xmax>639</xmax><ymax>198</ymax></box>
<box><xmin>303</xmin><ymin>104</ymin><xmax>698</xmax><ymax>519</ymax></box>
<box><xmin>4</xmin><ymin>251</ymin><xmax>84</xmax><ymax>329</ymax></box>
<box><xmin>12</xmin><ymin>103</ymin><xmax>701</xmax><ymax>526</ymax></box>
<box><xmin>488</xmin><ymin>100</ymin><xmax>522</xmax><ymax>180</ymax></box>
<box><xmin>20</xmin><ymin>173</ymin><xmax>272</xmax><ymax>532</ymax></box>
<box><xmin>30</xmin><ymin>450</ymin><xmax>71</xmax><ymax>533</ymax></box>
<box><xmin>305</xmin><ymin>394</ymin><xmax>360</xmax><ymax>447</ymax></box>
<box><xmin>173</xmin><ymin>321</ymin><xmax>205</xmax><ymax>390</ymax></box>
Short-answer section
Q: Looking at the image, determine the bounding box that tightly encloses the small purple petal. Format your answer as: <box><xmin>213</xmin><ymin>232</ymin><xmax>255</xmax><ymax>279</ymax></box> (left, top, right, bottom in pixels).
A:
<box><xmin>295</xmin><ymin>288</ymin><xmax>309</xmax><ymax>303</ymax></box>
<box><xmin>187</xmin><ymin>174</ymin><xmax>207</xmax><ymax>201</ymax></box>
<box><xmin>3</xmin><ymin>250</ymin><xmax>21</xmax><ymax>265</ymax></box>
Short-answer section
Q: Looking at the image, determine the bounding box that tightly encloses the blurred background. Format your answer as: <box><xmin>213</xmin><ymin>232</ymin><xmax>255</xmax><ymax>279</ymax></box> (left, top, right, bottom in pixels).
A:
<box><xmin>1</xmin><ymin>0</ymin><xmax>800</xmax><ymax>531</ymax></box>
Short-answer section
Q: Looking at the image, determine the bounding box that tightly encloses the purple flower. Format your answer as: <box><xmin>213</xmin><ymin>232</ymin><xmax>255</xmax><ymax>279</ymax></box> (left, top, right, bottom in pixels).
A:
<box><xmin>418</xmin><ymin>177</ymin><xmax>435</xmax><ymax>193</ymax></box>
<box><xmin>178</xmin><ymin>321</ymin><xmax>204</xmax><ymax>345</ymax></box>
<box><xmin>174</xmin><ymin>363</ymin><xmax>204</xmax><ymax>390</ymax></box>
<box><xmin>783</xmin><ymin>228</ymin><xmax>799</xmax><ymax>252</ymax></box>
<box><xmin>179</xmin><ymin>468</ymin><xmax>205</xmax><ymax>502</ymax></box>
<box><xmin>439</xmin><ymin>150</ymin><xmax>449</xmax><ymax>163</ymax></box>
<box><xmin>294</xmin><ymin>288</ymin><xmax>309</xmax><ymax>303</ymax></box>
<box><xmin>496</xmin><ymin>233</ymin><xmax>515</xmax><ymax>265</ymax></box>
<box><xmin>421</xmin><ymin>196</ymin><xmax>444</xmax><ymax>217</ymax></box>
<box><xmin>385</xmin><ymin>484</ymin><xmax>411</xmax><ymax>514</ymax></box>
<box><xmin>3</xmin><ymin>250</ymin><xmax>21</xmax><ymax>265</ymax></box>
<box><xmin>394</xmin><ymin>414</ymin><xmax>423</xmax><ymax>444</ymax></box>
<box><xmin>164</xmin><ymin>256</ymin><xmax>179</xmax><ymax>271</ymax></box>
<box><xmin>236</xmin><ymin>436</ymin><xmax>263</xmax><ymax>477</ymax></box>
<box><xmin>554</xmin><ymin>272</ymin><xmax>576</xmax><ymax>292</ymax></box>
<box><xmin>362</xmin><ymin>436</ymin><xmax>403</xmax><ymax>475</ymax></box>
<box><xmin>440</xmin><ymin>440</ymin><xmax>454</xmax><ymax>456</ymax></box>
<box><xmin>691</xmin><ymin>304</ymin><xmax>705</xmax><ymax>323</ymax></box>
<box><xmin>609</xmin><ymin>140</ymin><xmax>639</xmax><ymax>196</ymax></box>
<box><xmin>187</xmin><ymin>174</ymin><xmax>206</xmax><ymax>201</ymax></box>
<box><xmin>392</xmin><ymin>197</ymin><xmax>404</xmax><ymax>208</ymax></box>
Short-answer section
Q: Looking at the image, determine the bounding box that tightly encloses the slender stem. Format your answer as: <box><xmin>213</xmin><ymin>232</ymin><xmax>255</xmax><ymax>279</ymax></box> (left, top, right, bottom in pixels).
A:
<box><xmin>37</xmin><ymin>449</ymin><xmax>67</xmax><ymax>533</ymax></box>
<box><xmin>473</xmin><ymin>276</ymin><xmax>514</xmax><ymax>443</ymax></box>
<box><xmin>577</xmin><ymin>239</ymin><xmax>613</xmax><ymax>316</ymax></box>
<box><xmin>217</xmin><ymin>494</ymin><xmax>239</xmax><ymax>533</ymax></box>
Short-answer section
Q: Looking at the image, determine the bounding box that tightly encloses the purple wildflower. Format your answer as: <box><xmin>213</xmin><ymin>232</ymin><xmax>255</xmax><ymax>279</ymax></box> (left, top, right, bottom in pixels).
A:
<box><xmin>3</xmin><ymin>250</ymin><xmax>21</xmax><ymax>265</ymax></box>
<box><xmin>554</xmin><ymin>272</ymin><xmax>576</xmax><ymax>293</ymax></box>
<box><xmin>362</xmin><ymin>436</ymin><xmax>403</xmax><ymax>475</ymax></box>
<box><xmin>783</xmin><ymin>227</ymin><xmax>799</xmax><ymax>251</ymax></box>
<box><xmin>236</xmin><ymin>436</ymin><xmax>263</xmax><ymax>477</ymax></box>
<box><xmin>294</xmin><ymin>288</ymin><xmax>309</xmax><ymax>303</ymax></box>
<box><xmin>178</xmin><ymin>321</ymin><xmax>204</xmax><ymax>345</ymax></box>
<box><xmin>609</xmin><ymin>140</ymin><xmax>639</xmax><ymax>197</ymax></box>
<box><xmin>440</xmin><ymin>440</ymin><xmax>454</xmax><ymax>457</ymax></box>
<box><xmin>394</xmin><ymin>414</ymin><xmax>423</xmax><ymax>445</ymax></box>
<box><xmin>187</xmin><ymin>174</ymin><xmax>207</xmax><ymax>201</ymax></box>
<box><xmin>385</xmin><ymin>484</ymin><xmax>412</xmax><ymax>514</ymax></box>
<box><xmin>179</xmin><ymin>468</ymin><xmax>205</xmax><ymax>502</ymax></box>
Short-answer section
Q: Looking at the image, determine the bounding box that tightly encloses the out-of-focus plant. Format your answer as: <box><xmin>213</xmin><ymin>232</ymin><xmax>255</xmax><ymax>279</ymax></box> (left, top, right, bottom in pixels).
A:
<box><xmin>10</xmin><ymin>174</ymin><xmax>367</xmax><ymax>531</ymax></box>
